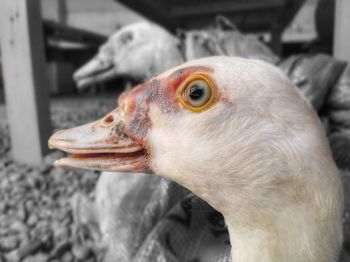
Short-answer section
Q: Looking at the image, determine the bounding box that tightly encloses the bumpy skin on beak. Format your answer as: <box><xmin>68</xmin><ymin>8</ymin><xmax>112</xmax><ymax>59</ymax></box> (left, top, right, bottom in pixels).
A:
<box><xmin>49</xmin><ymin>108</ymin><xmax>141</xmax><ymax>153</ymax></box>
<box><xmin>48</xmin><ymin>106</ymin><xmax>149</xmax><ymax>173</ymax></box>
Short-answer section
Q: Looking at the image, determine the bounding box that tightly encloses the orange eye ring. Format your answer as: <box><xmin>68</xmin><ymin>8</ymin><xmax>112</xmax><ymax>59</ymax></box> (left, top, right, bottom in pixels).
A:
<box><xmin>176</xmin><ymin>74</ymin><xmax>217</xmax><ymax>113</ymax></box>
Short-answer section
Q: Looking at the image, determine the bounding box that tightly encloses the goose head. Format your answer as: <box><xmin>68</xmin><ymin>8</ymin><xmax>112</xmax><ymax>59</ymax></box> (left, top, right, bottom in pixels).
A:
<box><xmin>74</xmin><ymin>21</ymin><xmax>184</xmax><ymax>88</ymax></box>
<box><xmin>50</xmin><ymin>57</ymin><xmax>343</xmax><ymax>262</ymax></box>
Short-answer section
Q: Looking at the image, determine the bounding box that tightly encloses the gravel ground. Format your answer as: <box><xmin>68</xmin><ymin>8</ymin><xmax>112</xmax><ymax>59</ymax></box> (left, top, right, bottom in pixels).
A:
<box><xmin>0</xmin><ymin>93</ymin><xmax>350</xmax><ymax>261</ymax></box>
<box><xmin>0</xmin><ymin>94</ymin><xmax>116</xmax><ymax>262</ymax></box>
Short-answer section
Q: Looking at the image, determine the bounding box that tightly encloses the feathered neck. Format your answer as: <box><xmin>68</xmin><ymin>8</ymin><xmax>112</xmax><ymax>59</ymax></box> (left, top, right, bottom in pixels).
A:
<box><xmin>225</xmin><ymin>201</ymin><xmax>342</xmax><ymax>262</ymax></box>
<box><xmin>219</xmin><ymin>159</ymin><xmax>343</xmax><ymax>262</ymax></box>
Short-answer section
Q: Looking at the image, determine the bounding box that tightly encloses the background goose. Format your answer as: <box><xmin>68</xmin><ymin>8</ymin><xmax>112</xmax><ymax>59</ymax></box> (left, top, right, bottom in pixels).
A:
<box><xmin>50</xmin><ymin>56</ymin><xmax>343</xmax><ymax>262</ymax></box>
<box><xmin>73</xmin><ymin>21</ymin><xmax>184</xmax><ymax>89</ymax></box>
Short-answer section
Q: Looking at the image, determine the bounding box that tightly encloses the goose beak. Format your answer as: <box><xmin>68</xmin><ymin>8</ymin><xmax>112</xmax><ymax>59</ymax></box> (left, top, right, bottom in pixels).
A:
<box><xmin>73</xmin><ymin>56</ymin><xmax>117</xmax><ymax>89</ymax></box>
<box><xmin>48</xmin><ymin>107</ymin><xmax>149</xmax><ymax>173</ymax></box>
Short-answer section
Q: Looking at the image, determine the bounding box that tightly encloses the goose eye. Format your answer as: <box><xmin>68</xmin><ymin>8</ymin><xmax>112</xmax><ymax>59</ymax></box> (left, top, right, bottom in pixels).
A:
<box><xmin>176</xmin><ymin>74</ymin><xmax>217</xmax><ymax>112</ymax></box>
<box><xmin>186</xmin><ymin>80</ymin><xmax>211</xmax><ymax>107</ymax></box>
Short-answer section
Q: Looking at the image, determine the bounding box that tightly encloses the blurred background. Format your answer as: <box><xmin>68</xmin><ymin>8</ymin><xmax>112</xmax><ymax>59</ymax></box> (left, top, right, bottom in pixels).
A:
<box><xmin>0</xmin><ymin>0</ymin><xmax>350</xmax><ymax>261</ymax></box>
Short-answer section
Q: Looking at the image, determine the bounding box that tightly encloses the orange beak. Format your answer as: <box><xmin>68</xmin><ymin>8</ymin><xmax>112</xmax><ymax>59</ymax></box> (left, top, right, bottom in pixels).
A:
<box><xmin>48</xmin><ymin>106</ymin><xmax>149</xmax><ymax>173</ymax></box>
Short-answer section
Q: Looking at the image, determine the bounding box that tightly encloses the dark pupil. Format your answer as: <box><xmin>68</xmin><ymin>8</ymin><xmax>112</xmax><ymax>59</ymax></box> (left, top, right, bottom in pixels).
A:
<box><xmin>189</xmin><ymin>85</ymin><xmax>204</xmax><ymax>100</ymax></box>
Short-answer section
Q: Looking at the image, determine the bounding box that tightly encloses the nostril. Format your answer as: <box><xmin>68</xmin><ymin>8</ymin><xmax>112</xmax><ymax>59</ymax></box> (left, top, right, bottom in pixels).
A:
<box><xmin>102</xmin><ymin>114</ymin><xmax>115</xmax><ymax>125</ymax></box>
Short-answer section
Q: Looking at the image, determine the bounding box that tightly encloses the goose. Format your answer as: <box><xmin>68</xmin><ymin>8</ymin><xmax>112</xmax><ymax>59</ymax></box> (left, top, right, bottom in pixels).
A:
<box><xmin>49</xmin><ymin>56</ymin><xmax>343</xmax><ymax>262</ymax></box>
<box><xmin>73</xmin><ymin>21</ymin><xmax>184</xmax><ymax>89</ymax></box>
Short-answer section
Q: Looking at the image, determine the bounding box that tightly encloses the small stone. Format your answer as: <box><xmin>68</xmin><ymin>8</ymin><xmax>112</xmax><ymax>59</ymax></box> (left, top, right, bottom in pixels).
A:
<box><xmin>8</xmin><ymin>173</ymin><xmax>22</xmax><ymax>184</ymax></box>
<box><xmin>62</xmin><ymin>215</ymin><xmax>72</xmax><ymax>227</ymax></box>
<box><xmin>35</xmin><ymin>219</ymin><xmax>50</xmax><ymax>233</ymax></box>
<box><xmin>4</xmin><ymin>249</ymin><xmax>20</xmax><ymax>262</ymax></box>
<box><xmin>27</xmin><ymin>175</ymin><xmax>42</xmax><ymax>190</ymax></box>
<box><xmin>0</xmin><ymin>178</ymin><xmax>9</xmax><ymax>189</ymax></box>
<box><xmin>17</xmin><ymin>202</ymin><xmax>27</xmax><ymax>222</ymax></box>
<box><xmin>0</xmin><ymin>234</ymin><xmax>20</xmax><ymax>252</ymax></box>
<box><xmin>10</xmin><ymin>220</ymin><xmax>28</xmax><ymax>234</ymax></box>
<box><xmin>18</xmin><ymin>239</ymin><xmax>42</xmax><ymax>257</ymax></box>
<box><xmin>40</xmin><ymin>230</ymin><xmax>54</xmax><ymax>252</ymax></box>
<box><xmin>57</xmin><ymin>209</ymin><xmax>70</xmax><ymax>222</ymax></box>
<box><xmin>22</xmin><ymin>253</ymin><xmax>47</xmax><ymax>262</ymax></box>
<box><xmin>0</xmin><ymin>202</ymin><xmax>8</xmax><ymax>213</ymax></box>
<box><xmin>24</xmin><ymin>199</ymin><xmax>35</xmax><ymax>214</ymax></box>
<box><xmin>39</xmin><ymin>164</ymin><xmax>51</xmax><ymax>174</ymax></box>
<box><xmin>49</xmin><ymin>240</ymin><xmax>71</xmax><ymax>260</ymax></box>
<box><xmin>26</xmin><ymin>214</ymin><xmax>38</xmax><ymax>227</ymax></box>
<box><xmin>53</xmin><ymin>224</ymin><xmax>70</xmax><ymax>243</ymax></box>
<box><xmin>72</xmin><ymin>243</ymin><xmax>92</xmax><ymax>261</ymax></box>
<box><xmin>51</xmin><ymin>168</ymin><xmax>66</xmax><ymax>177</ymax></box>
<box><xmin>62</xmin><ymin>251</ymin><xmax>74</xmax><ymax>262</ymax></box>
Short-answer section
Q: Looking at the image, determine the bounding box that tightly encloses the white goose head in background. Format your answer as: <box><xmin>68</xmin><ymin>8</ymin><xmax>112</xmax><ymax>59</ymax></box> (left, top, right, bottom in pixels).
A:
<box><xmin>50</xmin><ymin>56</ymin><xmax>343</xmax><ymax>262</ymax></box>
<box><xmin>74</xmin><ymin>21</ymin><xmax>184</xmax><ymax>89</ymax></box>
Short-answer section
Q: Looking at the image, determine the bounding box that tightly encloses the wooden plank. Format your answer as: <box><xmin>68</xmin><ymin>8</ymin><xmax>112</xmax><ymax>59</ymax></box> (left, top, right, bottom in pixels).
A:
<box><xmin>270</xmin><ymin>25</ymin><xmax>283</xmax><ymax>55</ymax></box>
<box><xmin>41</xmin><ymin>0</ymin><xmax>60</xmax><ymax>22</ymax></box>
<box><xmin>67</xmin><ymin>0</ymin><xmax>121</xmax><ymax>12</ymax></box>
<box><xmin>41</xmin><ymin>0</ymin><xmax>67</xmax><ymax>25</ymax></box>
<box><xmin>268</xmin><ymin>0</ymin><xmax>304</xmax><ymax>55</ymax></box>
<box><xmin>273</xmin><ymin>0</ymin><xmax>305</xmax><ymax>30</ymax></box>
<box><xmin>0</xmin><ymin>0</ymin><xmax>51</xmax><ymax>164</ymax></box>
<box><xmin>118</xmin><ymin>0</ymin><xmax>176</xmax><ymax>31</ymax></box>
<box><xmin>333</xmin><ymin>0</ymin><xmax>350</xmax><ymax>63</ymax></box>
<box><xmin>177</xmin><ymin>11</ymin><xmax>277</xmax><ymax>32</ymax></box>
<box><xmin>118</xmin><ymin>0</ymin><xmax>303</xmax><ymax>35</ymax></box>
<box><xmin>43</xmin><ymin>20</ymin><xmax>107</xmax><ymax>47</ymax></box>
<box><xmin>46</xmin><ymin>46</ymin><xmax>98</xmax><ymax>64</ymax></box>
<box><xmin>58</xmin><ymin>0</ymin><xmax>68</xmax><ymax>25</ymax></box>
<box><xmin>171</xmin><ymin>0</ymin><xmax>284</xmax><ymax>17</ymax></box>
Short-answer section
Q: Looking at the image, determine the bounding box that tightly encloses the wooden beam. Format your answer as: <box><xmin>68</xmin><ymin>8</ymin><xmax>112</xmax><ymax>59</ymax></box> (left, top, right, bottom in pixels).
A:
<box><xmin>177</xmin><ymin>11</ymin><xmax>277</xmax><ymax>32</ymax></box>
<box><xmin>46</xmin><ymin>47</ymin><xmax>99</xmax><ymax>64</ymax></box>
<box><xmin>171</xmin><ymin>0</ymin><xmax>284</xmax><ymax>17</ymax></box>
<box><xmin>58</xmin><ymin>0</ymin><xmax>68</xmax><ymax>25</ymax></box>
<box><xmin>270</xmin><ymin>25</ymin><xmax>283</xmax><ymax>56</ymax></box>
<box><xmin>268</xmin><ymin>0</ymin><xmax>304</xmax><ymax>56</ymax></box>
<box><xmin>0</xmin><ymin>0</ymin><xmax>51</xmax><ymax>164</ymax></box>
<box><xmin>43</xmin><ymin>20</ymin><xmax>107</xmax><ymax>47</ymax></box>
<box><xmin>333</xmin><ymin>0</ymin><xmax>350</xmax><ymax>63</ymax></box>
<box><xmin>275</xmin><ymin>0</ymin><xmax>305</xmax><ymax>30</ymax></box>
<box><xmin>118</xmin><ymin>0</ymin><xmax>177</xmax><ymax>31</ymax></box>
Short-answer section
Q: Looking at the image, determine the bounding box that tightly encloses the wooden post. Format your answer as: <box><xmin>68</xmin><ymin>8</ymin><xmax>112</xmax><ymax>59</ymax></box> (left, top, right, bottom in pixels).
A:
<box><xmin>58</xmin><ymin>0</ymin><xmax>68</xmax><ymax>25</ymax></box>
<box><xmin>0</xmin><ymin>0</ymin><xmax>51</xmax><ymax>164</ymax></box>
<box><xmin>270</xmin><ymin>26</ymin><xmax>283</xmax><ymax>56</ymax></box>
<box><xmin>41</xmin><ymin>0</ymin><xmax>67</xmax><ymax>24</ymax></box>
<box><xmin>333</xmin><ymin>0</ymin><xmax>350</xmax><ymax>63</ymax></box>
